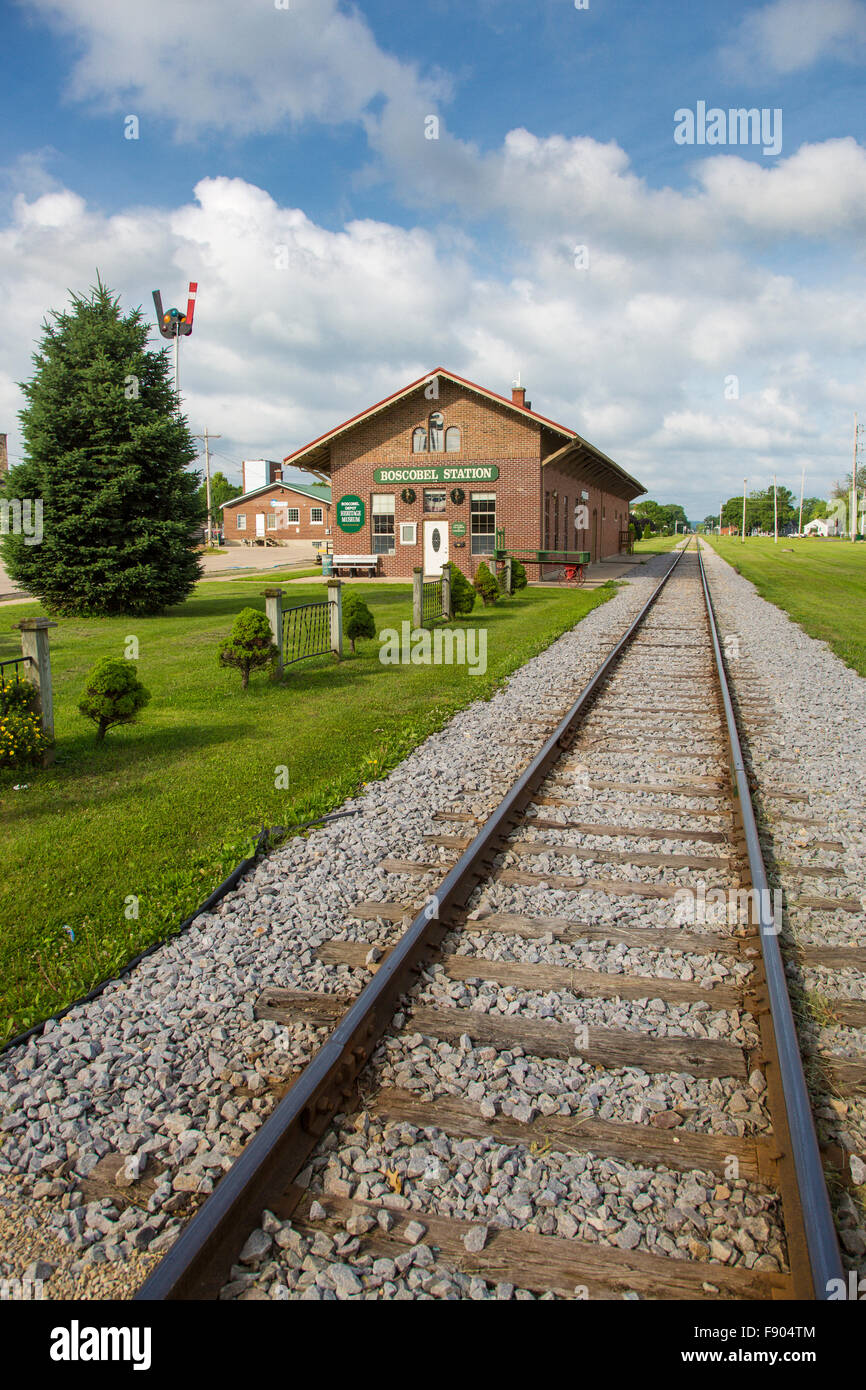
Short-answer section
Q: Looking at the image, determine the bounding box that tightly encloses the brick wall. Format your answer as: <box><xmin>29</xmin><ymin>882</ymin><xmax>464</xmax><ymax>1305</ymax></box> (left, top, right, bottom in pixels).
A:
<box><xmin>329</xmin><ymin>379</ymin><xmax>632</xmax><ymax>576</ymax></box>
<box><xmin>223</xmin><ymin>486</ymin><xmax>331</xmax><ymax>545</ymax></box>
<box><xmin>540</xmin><ymin>463</ymin><xmax>631</xmax><ymax>563</ymax></box>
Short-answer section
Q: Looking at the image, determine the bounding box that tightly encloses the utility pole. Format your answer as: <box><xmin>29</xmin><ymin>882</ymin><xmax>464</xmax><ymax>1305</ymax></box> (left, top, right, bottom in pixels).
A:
<box><xmin>739</xmin><ymin>478</ymin><xmax>750</xmax><ymax>542</ymax></box>
<box><xmin>719</xmin><ymin>501</ymin><xmax>723</xmax><ymax>534</ymax></box>
<box><xmin>798</xmin><ymin>465</ymin><xmax>805</xmax><ymax>537</ymax></box>
<box><xmin>192</xmin><ymin>429</ymin><xmax>222</xmax><ymax>545</ymax></box>
<box><xmin>773</xmin><ymin>474</ymin><xmax>778</xmax><ymax>543</ymax></box>
<box><xmin>853</xmin><ymin>413</ymin><xmax>860</xmax><ymax>541</ymax></box>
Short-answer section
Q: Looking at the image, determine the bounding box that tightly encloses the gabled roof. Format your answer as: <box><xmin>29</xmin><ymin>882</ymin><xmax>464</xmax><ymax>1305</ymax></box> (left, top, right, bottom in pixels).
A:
<box><xmin>221</xmin><ymin>480</ymin><xmax>332</xmax><ymax>510</ymax></box>
<box><xmin>280</xmin><ymin>368</ymin><xmax>644</xmax><ymax>501</ymax></box>
<box><xmin>281</xmin><ymin>367</ymin><xmax>578</xmax><ymax>474</ymax></box>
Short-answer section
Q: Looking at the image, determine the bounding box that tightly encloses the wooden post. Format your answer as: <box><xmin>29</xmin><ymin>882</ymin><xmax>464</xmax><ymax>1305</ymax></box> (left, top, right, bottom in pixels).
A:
<box><xmin>505</xmin><ymin>557</ymin><xmax>513</xmax><ymax>596</ymax></box>
<box><xmin>328</xmin><ymin>578</ymin><xmax>343</xmax><ymax>659</ymax></box>
<box><xmin>15</xmin><ymin>617</ymin><xmax>57</xmax><ymax>762</ymax></box>
<box><xmin>263</xmin><ymin>588</ymin><xmax>284</xmax><ymax>674</ymax></box>
<box><xmin>441</xmin><ymin>563</ymin><xmax>452</xmax><ymax>620</ymax></box>
<box><xmin>413</xmin><ymin>567</ymin><xmax>423</xmax><ymax>629</ymax></box>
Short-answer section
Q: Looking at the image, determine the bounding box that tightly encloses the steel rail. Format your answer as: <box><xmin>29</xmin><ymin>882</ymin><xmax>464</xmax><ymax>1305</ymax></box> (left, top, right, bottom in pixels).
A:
<box><xmin>136</xmin><ymin>547</ymin><xmax>686</xmax><ymax>1300</ymax></box>
<box><xmin>696</xmin><ymin>540</ymin><xmax>843</xmax><ymax>1299</ymax></box>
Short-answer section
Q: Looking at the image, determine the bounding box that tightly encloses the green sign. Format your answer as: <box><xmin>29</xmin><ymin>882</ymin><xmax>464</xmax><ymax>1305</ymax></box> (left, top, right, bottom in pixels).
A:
<box><xmin>372</xmin><ymin>464</ymin><xmax>500</xmax><ymax>485</ymax></box>
<box><xmin>451</xmin><ymin>521</ymin><xmax>467</xmax><ymax>537</ymax></box>
<box><xmin>336</xmin><ymin>494</ymin><xmax>365</xmax><ymax>532</ymax></box>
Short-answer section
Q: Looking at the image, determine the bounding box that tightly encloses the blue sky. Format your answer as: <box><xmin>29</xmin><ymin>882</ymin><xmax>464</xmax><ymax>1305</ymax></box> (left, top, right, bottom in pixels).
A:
<box><xmin>2</xmin><ymin>0</ymin><xmax>866</xmax><ymax>519</ymax></box>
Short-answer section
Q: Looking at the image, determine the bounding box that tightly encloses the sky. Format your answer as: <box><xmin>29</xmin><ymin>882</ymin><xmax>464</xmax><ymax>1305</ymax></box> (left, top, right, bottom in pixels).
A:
<box><xmin>2</xmin><ymin>0</ymin><xmax>866</xmax><ymax>522</ymax></box>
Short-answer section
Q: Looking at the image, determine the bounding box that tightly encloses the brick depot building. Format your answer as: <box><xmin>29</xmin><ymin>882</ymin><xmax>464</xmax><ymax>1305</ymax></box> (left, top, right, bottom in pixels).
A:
<box><xmin>280</xmin><ymin>369</ymin><xmax>645</xmax><ymax>578</ymax></box>
<box><xmin>221</xmin><ymin>459</ymin><xmax>331</xmax><ymax>544</ymax></box>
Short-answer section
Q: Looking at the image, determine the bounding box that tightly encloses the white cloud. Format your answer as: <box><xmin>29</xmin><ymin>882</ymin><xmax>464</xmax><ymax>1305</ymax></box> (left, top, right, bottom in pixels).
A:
<box><xmin>20</xmin><ymin>0</ymin><xmax>448</xmax><ymax>137</ymax></box>
<box><xmin>720</xmin><ymin>0</ymin><xmax>866</xmax><ymax>77</ymax></box>
<box><xmin>1</xmin><ymin>166</ymin><xmax>864</xmax><ymax>521</ymax></box>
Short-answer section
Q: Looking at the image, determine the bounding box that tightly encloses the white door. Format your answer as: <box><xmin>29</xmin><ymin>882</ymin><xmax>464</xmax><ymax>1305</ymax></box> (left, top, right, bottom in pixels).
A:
<box><xmin>423</xmin><ymin>519</ymin><xmax>448</xmax><ymax>576</ymax></box>
<box><xmin>255</xmin><ymin>513</ymin><xmax>266</xmax><ymax>539</ymax></box>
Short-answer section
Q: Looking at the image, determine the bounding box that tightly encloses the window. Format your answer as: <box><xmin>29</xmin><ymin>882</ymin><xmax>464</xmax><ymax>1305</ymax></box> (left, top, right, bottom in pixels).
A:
<box><xmin>544</xmin><ymin>491</ymin><xmax>550</xmax><ymax>549</ymax></box>
<box><xmin>372</xmin><ymin>493</ymin><xmax>395</xmax><ymax>554</ymax></box>
<box><xmin>471</xmin><ymin>492</ymin><xmax>496</xmax><ymax>555</ymax></box>
<box><xmin>399</xmin><ymin>522</ymin><xmax>417</xmax><ymax>545</ymax></box>
<box><xmin>563</xmin><ymin>497</ymin><xmax>568</xmax><ymax>551</ymax></box>
<box><xmin>553</xmin><ymin>493</ymin><xmax>560</xmax><ymax>551</ymax></box>
<box><xmin>423</xmin><ymin>488</ymin><xmax>446</xmax><ymax>514</ymax></box>
<box><xmin>236</xmin><ymin>513</ymin><xmax>247</xmax><ymax>531</ymax></box>
<box><xmin>444</xmin><ymin>426</ymin><xmax>461</xmax><ymax>453</ymax></box>
<box><xmin>285</xmin><ymin>507</ymin><xmax>300</xmax><ymax>524</ymax></box>
<box><xmin>429</xmin><ymin>411</ymin><xmax>444</xmax><ymax>452</ymax></box>
<box><xmin>310</xmin><ymin>507</ymin><xmax>323</xmax><ymax>524</ymax></box>
<box><xmin>412</xmin><ymin>427</ymin><xmax>427</xmax><ymax>453</ymax></box>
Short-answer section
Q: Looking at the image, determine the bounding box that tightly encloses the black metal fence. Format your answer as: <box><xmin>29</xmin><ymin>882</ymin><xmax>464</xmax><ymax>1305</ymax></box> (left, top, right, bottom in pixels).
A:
<box><xmin>282</xmin><ymin>600</ymin><xmax>331</xmax><ymax>667</ymax></box>
<box><xmin>422</xmin><ymin>579</ymin><xmax>443</xmax><ymax>624</ymax></box>
<box><xmin>0</xmin><ymin>656</ymin><xmax>33</xmax><ymax>712</ymax></box>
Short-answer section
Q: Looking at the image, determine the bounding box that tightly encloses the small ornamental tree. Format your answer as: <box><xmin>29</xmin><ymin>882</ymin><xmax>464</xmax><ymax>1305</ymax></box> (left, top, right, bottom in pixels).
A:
<box><xmin>473</xmin><ymin>560</ymin><xmax>499</xmax><ymax>606</ymax></box>
<box><xmin>510</xmin><ymin>558</ymin><xmax>528</xmax><ymax>591</ymax></box>
<box><xmin>79</xmin><ymin>657</ymin><xmax>150</xmax><ymax>741</ymax></box>
<box><xmin>343</xmin><ymin>591</ymin><xmax>376</xmax><ymax>652</ymax></box>
<box><xmin>219</xmin><ymin>608</ymin><xmax>278</xmax><ymax>688</ymax></box>
<box><xmin>446</xmin><ymin>561</ymin><xmax>475</xmax><ymax>616</ymax></box>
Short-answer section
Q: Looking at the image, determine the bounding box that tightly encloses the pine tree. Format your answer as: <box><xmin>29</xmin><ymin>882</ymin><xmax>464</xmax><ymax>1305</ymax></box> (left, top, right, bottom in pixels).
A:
<box><xmin>218</xmin><ymin>608</ymin><xmax>278</xmax><ymax>689</ymax></box>
<box><xmin>78</xmin><ymin>657</ymin><xmax>151</xmax><ymax>742</ymax></box>
<box><xmin>1</xmin><ymin>277</ymin><xmax>204</xmax><ymax>616</ymax></box>
<box><xmin>510</xmin><ymin>558</ymin><xmax>528</xmax><ymax>591</ymax></box>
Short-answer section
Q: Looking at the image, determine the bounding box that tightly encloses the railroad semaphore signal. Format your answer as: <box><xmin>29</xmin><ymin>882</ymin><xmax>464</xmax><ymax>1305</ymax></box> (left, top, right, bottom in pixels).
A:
<box><xmin>152</xmin><ymin>282</ymin><xmax>197</xmax><ymax>401</ymax></box>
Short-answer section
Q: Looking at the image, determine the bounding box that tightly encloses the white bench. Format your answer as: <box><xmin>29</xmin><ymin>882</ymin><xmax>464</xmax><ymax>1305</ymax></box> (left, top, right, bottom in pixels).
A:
<box><xmin>332</xmin><ymin>554</ymin><xmax>380</xmax><ymax>577</ymax></box>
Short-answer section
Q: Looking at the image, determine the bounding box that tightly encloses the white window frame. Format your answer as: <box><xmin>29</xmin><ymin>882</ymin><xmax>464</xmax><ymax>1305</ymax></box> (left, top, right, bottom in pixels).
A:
<box><xmin>236</xmin><ymin>513</ymin><xmax>247</xmax><ymax>531</ymax></box>
<box><xmin>267</xmin><ymin>512</ymin><xmax>278</xmax><ymax>530</ymax></box>
<box><xmin>372</xmin><ymin>493</ymin><xmax>396</xmax><ymax>555</ymax></box>
<box><xmin>399</xmin><ymin>521</ymin><xmax>417</xmax><ymax>545</ymax></box>
<box><xmin>310</xmin><ymin>506</ymin><xmax>324</xmax><ymax>524</ymax></box>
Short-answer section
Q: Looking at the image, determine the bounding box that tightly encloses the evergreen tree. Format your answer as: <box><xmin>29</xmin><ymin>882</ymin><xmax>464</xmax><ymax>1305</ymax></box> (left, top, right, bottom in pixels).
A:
<box><xmin>78</xmin><ymin>657</ymin><xmax>150</xmax><ymax>742</ymax></box>
<box><xmin>473</xmin><ymin>560</ymin><xmax>499</xmax><ymax>606</ymax></box>
<box><xmin>510</xmin><ymin>558</ymin><xmax>528</xmax><ymax>591</ymax></box>
<box><xmin>343</xmin><ymin>591</ymin><xmax>376</xmax><ymax>652</ymax></box>
<box><xmin>1</xmin><ymin>277</ymin><xmax>204</xmax><ymax>616</ymax></box>
<box><xmin>445</xmin><ymin>561</ymin><xmax>475</xmax><ymax>616</ymax></box>
<box><xmin>218</xmin><ymin>608</ymin><xmax>278</xmax><ymax>689</ymax></box>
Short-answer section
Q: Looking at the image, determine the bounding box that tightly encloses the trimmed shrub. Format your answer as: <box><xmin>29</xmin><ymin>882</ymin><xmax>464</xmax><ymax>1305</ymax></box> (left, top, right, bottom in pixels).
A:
<box><xmin>218</xmin><ymin>608</ymin><xmax>278</xmax><ymax>689</ymax></box>
<box><xmin>510</xmin><ymin>558</ymin><xmax>528</xmax><ymax>592</ymax></box>
<box><xmin>473</xmin><ymin>560</ymin><xmax>499</xmax><ymax>606</ymax></box>
<box><xmin>446</xmin><ymin>561</ymin><xmax>475</xmax><ymax>616</ymax></box>
<box><xmin>343</xmin><ymin>591</ymin><xmax>376</xmax><ymax>652</ymax></box>
<box><xmin>79</xmin><ymin>657</ymin><xmax>151</xmax><ymax>741</ymax></box>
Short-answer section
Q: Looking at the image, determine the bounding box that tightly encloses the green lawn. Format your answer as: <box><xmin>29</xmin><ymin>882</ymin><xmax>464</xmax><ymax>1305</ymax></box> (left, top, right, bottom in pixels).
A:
<box><xmin>704</xmin><ymin>536</ymin><xmax>866</xmax><ymax>677</ymax></box>
<box><xmin>0</xmin><ymin>574</ymin><xmax>615</xmax><ymax>1041</ymax></box>
<box><xmin>632</xmin><ymin>534</ymin><xmax>684</xmax><ymax>555</ymax></box>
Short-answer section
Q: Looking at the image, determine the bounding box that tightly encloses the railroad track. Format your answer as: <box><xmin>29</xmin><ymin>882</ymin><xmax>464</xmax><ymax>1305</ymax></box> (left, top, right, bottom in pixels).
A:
<box><xmin>136</xmin><ymin>542</ymin><xmax>846</xmax><ymax>1301</ymax></box>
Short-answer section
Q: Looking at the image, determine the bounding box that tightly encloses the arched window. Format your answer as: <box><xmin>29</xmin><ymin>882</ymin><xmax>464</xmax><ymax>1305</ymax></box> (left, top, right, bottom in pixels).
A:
<box><xmin>444</xmin><ymin>426</ymin><xmax>461</xmax><ymax>452</ymax></box>
<box><xmin>429</xmin><ymin>411</ymin><xmax>444</xmax><ymax>452</ymax></box>
<box><xmin>412</xmin><ymin>427</ymin><xmax>427</xmax><ymax>453</ymax></box>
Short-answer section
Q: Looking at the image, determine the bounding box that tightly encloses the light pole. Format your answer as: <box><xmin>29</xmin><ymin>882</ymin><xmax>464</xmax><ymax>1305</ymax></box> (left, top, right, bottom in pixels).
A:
<box><xmin>742</xmin><ymin>478</ymin><xmax>747</xmax><ymax>542</ymax></box>
<box><xmin>798</xmin><ymin>465</ymin><xmax>805</xmax><ymax>537</ymax></box>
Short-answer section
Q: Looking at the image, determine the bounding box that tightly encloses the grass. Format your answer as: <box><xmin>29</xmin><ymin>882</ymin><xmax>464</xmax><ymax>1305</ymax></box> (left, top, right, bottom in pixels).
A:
<box><xmin>632</xmin><ymin>534</ymin><xmax>684</xmax><ymax>555</ymax></box>
<box><xmin>704</xmin><ymin>536</ymin><xmax>866</xmax><ymax>677</ymax></box>
<box><xmin>0</xmin><ymin>573</ymin><xmax>616</xmax><ymax>1041</ymax></box>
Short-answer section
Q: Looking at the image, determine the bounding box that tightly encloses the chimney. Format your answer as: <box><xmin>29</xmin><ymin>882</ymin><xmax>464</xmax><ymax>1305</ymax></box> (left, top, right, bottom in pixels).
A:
<box><xmin>512</xmin><ymin>385</ymin><xmax>526</xmax><ymax>409</ymax></box>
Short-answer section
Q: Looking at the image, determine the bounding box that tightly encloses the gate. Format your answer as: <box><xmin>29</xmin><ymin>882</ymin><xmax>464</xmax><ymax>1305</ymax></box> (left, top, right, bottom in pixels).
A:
<box><xmin>263</xmin><ymin>581</ymin><xmax>343</xmax><ymax>674</ymax></box>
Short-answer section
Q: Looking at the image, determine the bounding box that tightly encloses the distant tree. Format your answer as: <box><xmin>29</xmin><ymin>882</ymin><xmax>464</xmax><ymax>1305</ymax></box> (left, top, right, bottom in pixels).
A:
<box><xmin>343</xmin><ymin>591</ymin><xmax>376</xmax><ymax>652</ymax></box>
<box><xmin>446</xmin><ymin>562</ymin><xmax>476</xmax><ymax>616</ymax></box>
<box><xmin>801</xmin><ymin>497</ymin><xmax>829</xmax><ymax>524</ymax></box>
<box><xmin>78</xmin><ymin>657</ymin><xmax>151</xmax><ymax>742</ymax></box>
<box><xmin>2</xmin><ymin>276</ymin><xmax>204</xmax><ymax>616</ymax></box>
<box><xmin>218</xmin><ymin>608</ymin><xmax>278</xmax><ymax>688</ymax></box>
<box><xmin>472</xmin><ymin>560</ymin><xmax>499</xmax><ymax>606</ymax></box>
